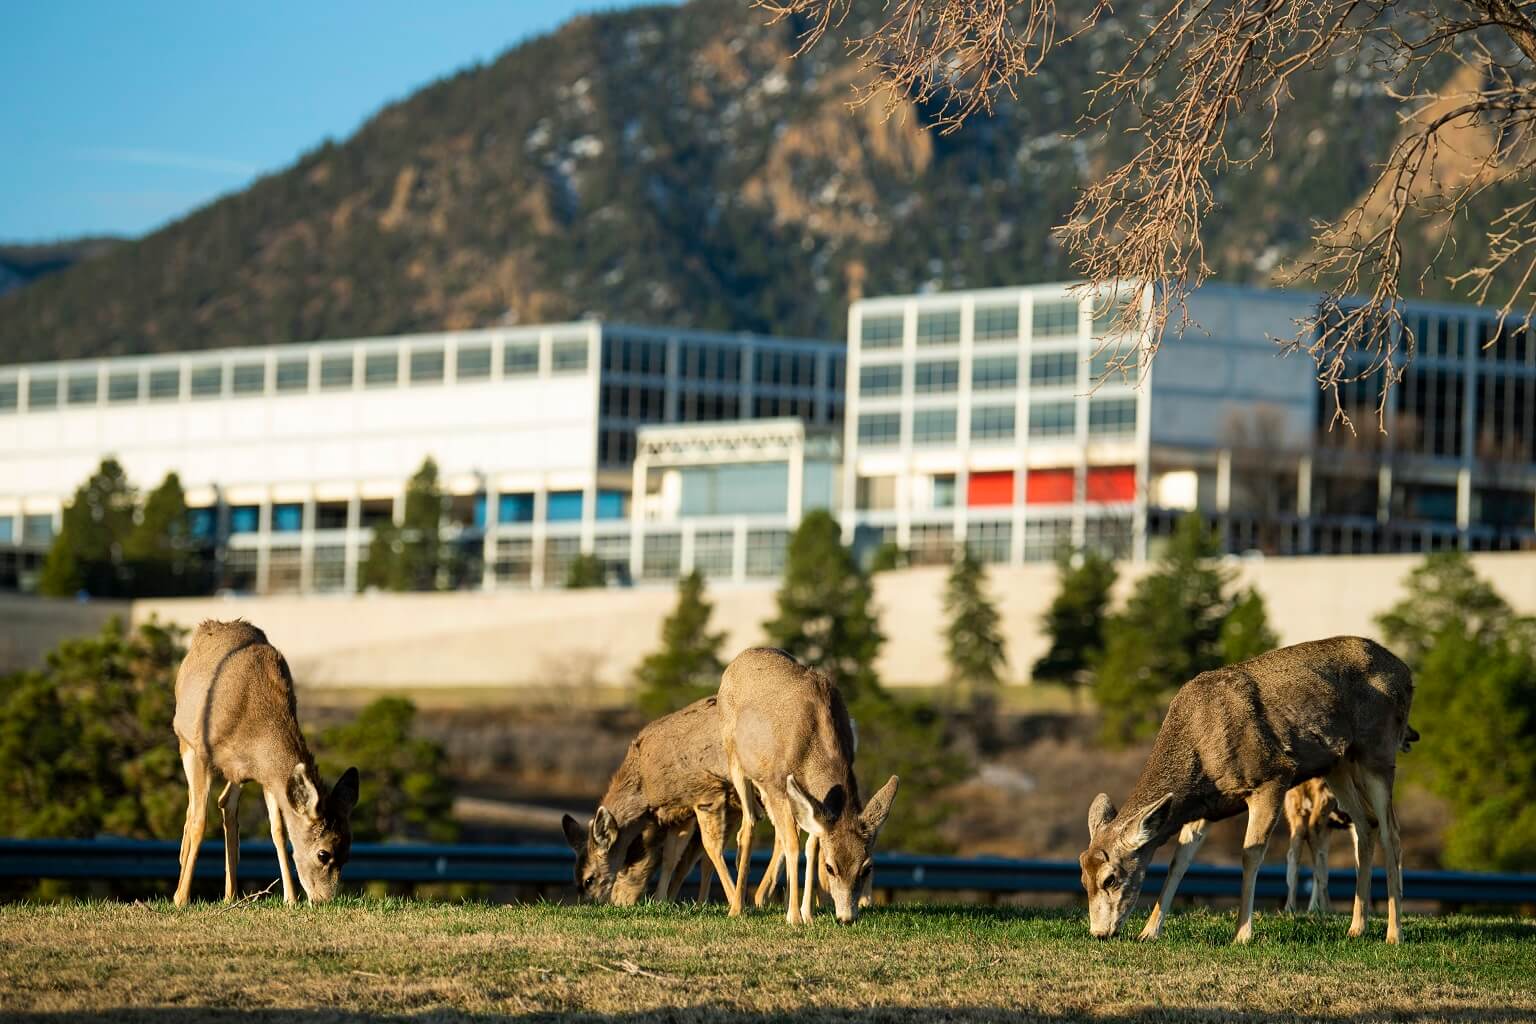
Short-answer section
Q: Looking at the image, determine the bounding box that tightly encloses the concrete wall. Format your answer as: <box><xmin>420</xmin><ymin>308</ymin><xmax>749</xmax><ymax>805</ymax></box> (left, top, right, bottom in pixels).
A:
<box><xmin>0</xmin><ymin>594</ymin><xmax>131</xmax><ymax>673</ymax></box>
<box><xmin>89</xmin><ymin>551</ymin><xmax>1536</xmax><ymax>690</ymax></box>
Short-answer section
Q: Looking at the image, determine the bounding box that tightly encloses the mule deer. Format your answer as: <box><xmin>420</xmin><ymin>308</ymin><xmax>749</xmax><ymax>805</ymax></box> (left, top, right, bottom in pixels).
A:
<box><xmin>561</xmin><ymin>695</ymin><xmax>739</xmax><ymax>905</ymax></box>
<box><xmin>1079</xmin><ymin>636</ymin><xmax>1415</xmax><ymax>944</ymax></box>
<box><xmin>718</xmin><ymin>647</ymin><xmax>898</xmax><ymax>925</ymax></box>
<box><xmin>1283</xmin><ymin>777</ymin><xmax>1353</xmax><ymax>913</ymax></box>
<box><xmin>172</xmin><ymin>620</ymin><xmax>359</xmax><ymax>905</ymax></box>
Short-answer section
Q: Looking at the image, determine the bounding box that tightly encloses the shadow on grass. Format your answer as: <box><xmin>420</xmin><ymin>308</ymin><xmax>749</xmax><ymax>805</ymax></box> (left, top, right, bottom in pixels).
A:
<box><xmin>4</xmin><ymin>1008</ymin><xmax>1533</xmax><ymax>1024</ymax></box>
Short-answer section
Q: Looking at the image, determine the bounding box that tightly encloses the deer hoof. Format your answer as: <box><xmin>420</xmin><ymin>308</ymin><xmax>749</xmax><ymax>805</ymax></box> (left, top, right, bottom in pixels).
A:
<box><xmin>1233</xmin><ymin>924</ymin><xmax>1254</xmax><ymax>945</ymax></box>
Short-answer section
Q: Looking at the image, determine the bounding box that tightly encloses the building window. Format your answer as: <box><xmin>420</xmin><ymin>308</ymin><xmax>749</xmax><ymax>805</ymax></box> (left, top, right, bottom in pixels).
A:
<box><xmin>860</xmin><ymin>313</ymin><xmax>904</xmax><ymax>349</ymax></box>
<box><xmin>932</xmin><ymin>474</ymin><xmax>957</xmax><ymax>508</ymax></box>
<box><xmin>319</xmin><ymin>354</ymin><xmax>354</xmax><ymax>390</ymax></box>
<box><xmin>66</xmin><ymin>373</ymin><xmax>98</xmax><ymax>405</ymax></box>
<box><xmin>745</xmin><ymin>529</ymin><xmax>789</xmax><ymax>577</ymax></box>
<box><xmin>364</xmin><ymin>351</ymin><xmax>399</xmax><ymax>387</ymax></box>
<box><xmin>271</xmin><ymin>504</ymin><xmax>304</xmax><ymax>533</ymax></box>
<box><xmin>596</xmin><ymin>491</ymin><xmax>627</xmax><ymax>521</ymax></box>
<box><xmin>189</xmin><ymin>365</ymin><xmax>224</xmax><ymax>398</ymax></box>
<box><xmin>187</xmin><ymin>507</ymin><xmax>218</xmax><ymax>539</ymax></box>
<box><xmin>643</xmin><ymin>532</ymin><xmax>682</xmax><ymax>580</ymax></box>
<box><xmin>858</xmin><ymin>363</ymin><xmax>903</xmax><ymax>397</ymax></box>
<box><xmin>498</xmin><ymin>493</ymin><xmax>535</xmax><ymax>524</ymax></box>
<box><xmin>1030</xmin><ymin>400</ymin><xmax>1077</xmax><ymax>438</ymax></box>
<box><xmin>916</xmin><ymin>309</ymin><xmax>962</xmax><ymax>346</ymax></box>
<box><xmin>504</xmin><ymin>342</ymin><xmax>540</xmax><ymax>376</ymax></box>
<box><xmin>972</xmin><ymin>405</ymin><xmax>1016</xmax><ymax>441</ymax></box>
<box><xmin>1024</xmin><ymin>517</ymin><xmax>1071</xmax><ymax>561</ymax></box>
<box><xmin>314</xmin><ymin>503</ymin><xmax>349</xmax><ymax>530</ymax></box>
<box><xmin>1088</xmin><ymin>396</ymin><xmax>1137</xmax><ymax>437</ymax></box>
<box><xmin>1032</xmin><ymin>298</ymin><xmax>1080</xmax><ymax>337</ymax></box>
<box><xmin>1085</xmin><ymin>516</ymin><xmax>1133</xmax><ymax>557</ymax></box>
<box><xmin>1092</xmin><ymin>296</ymin><xmax>1138</xmax><ymax>335</ymax></box>
<box><xmin>409</xmin><ymin>348</ymin><xmax>445</xmax><ymax>384</ymax></box>
<box><xmin>495</xmin><ymin>538</ymin><xmax>534</xmax><ymax>583</ymax></box>
<box><xmin>457</xmin><ymin>344</ymin><xmax>492</xmax><ymax>380</ymax></box>
<box><xmin>693</xmin><ymin>530</ymin><xmax>735</xmax><ymax>578</ymax></box>
<box><xmin>1030</xmin><ymin>351</ymin><xmax>1077</xmax><ymax>389</ymax></box>
<box><xmin>551</xmin><ymin>338</ymin><xmax>590</xmax><ymax>373</ymax></box>
<box><xmin>104</xmin><ymin>373</ymin><xmax>138</xmax><ymax>403</ymax></box>
<box><xmin>274</xmin><ymin>359</ymin><xmax>309</xmax><ymax>393</ymax></box>
<box><xmin>913</xmin><ymin>408</ymin><xmax>957</xmax><ymax>444</ymax></box>
<box><xmin>232</xmin><ymin>363</ymin><xmax>266</xmax><ymax>394</ymax></box>
<box><xmin>1091</xmin><ymin>347</ymin><xmax>1139</xmax><ymax>386</ymax></box>
<box><xmin>856</xmin><ymin>475</ymin><xmax>897</xmax><ymax>510</ymax></box>
<box><xmin>0</xmin><ymin>380</ymin><xmax>16</xmax><ymax>412</ymax></box>
<box><xmin>857</xmin><ymin>412</ymin><xmax>901</xmax><ymax>446</ymax></box>
<box><xmin>972</xmin><ymin>354</ymin><xmax>1018</xmax><ymax>391</ymax></box>
<box><xmin>28</xmin><ymin>376</ymin><xmax>59</xmax><ymax>410</ymax></box>
<box><xmin>967</xmin><ymin>521</ymin><xmax>1012</xmax><ymax>563</ymax></box>
<box><xmin>914</xmin><ymin>359</ymin><xmax>960</xmax><ymax>394</ymax></box>
<box><xmin>975</xmin><ymin>304</ymin><xmax>1020</xmax><ymax>341</ymax></box>
<box><xmin>0</xmin><ymin>516</ymin><xmax>12</xmax><ymax>543</ymax></box>
<box><xmin>229</xmin><ymin>506</ymin><xmax>261</xmax><ymax>534</ymax></box>
<box><xmin>147</xmin><ymin>368</ymin><xmax>181</xmax><ymax>401</ymax></box>
<box><xmin>23</xmin><ymin>514</ymin><xmax>55</xmax><ymax>543</ymax></box>
<box><xmin>547</xmin><ymin>491</ymin><xmax>584</xmax><ymax>521</ymax></box>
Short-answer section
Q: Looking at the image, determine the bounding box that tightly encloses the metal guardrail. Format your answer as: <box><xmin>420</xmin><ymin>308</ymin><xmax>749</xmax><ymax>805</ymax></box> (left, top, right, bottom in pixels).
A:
<box><xmin>3</xmin><ymin>838</ymin><xmax>1535</xmax><ymax>906</ymax></box>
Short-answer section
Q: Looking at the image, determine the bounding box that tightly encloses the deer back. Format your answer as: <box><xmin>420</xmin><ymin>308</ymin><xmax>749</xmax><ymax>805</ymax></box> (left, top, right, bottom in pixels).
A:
<box><xmin>632</xmin><ymin>696</ymin><xmax>733</xmax><ymax>820</ymax></box>
<box><xmin>719</xmin><ymin>647</ymin><xmax>856</xmax><ymax>803</ymax></box>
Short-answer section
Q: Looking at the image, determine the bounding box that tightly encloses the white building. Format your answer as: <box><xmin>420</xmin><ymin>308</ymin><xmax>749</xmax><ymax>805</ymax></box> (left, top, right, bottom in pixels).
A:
<box><xmin>0</xmin><ymin>321</ymin><xmax>842</xmax><ymax>592</ymax></box>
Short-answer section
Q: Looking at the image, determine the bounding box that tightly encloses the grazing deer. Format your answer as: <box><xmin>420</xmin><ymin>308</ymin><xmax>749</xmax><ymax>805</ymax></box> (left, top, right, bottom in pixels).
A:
<box><xmin>172</xmin><ymin>620</ymin><xmax>359</xmax><ymax>905</ymax></box>
<box><xmin>1283</xmin><ymin>777</ymin><xmax>1353</xmax><ymax>913</ymax></box>
<box><xmin>718</xmin><ymin>647</ymin><xmax>898</xmax><ymax>925</ymax></box>
<box><xmin>561</xmin><ymin>695</ymin><xmax>740</xmax><ymax>905</ymax></box>
<box><xmin>1079</xmin><ymin>636</ymin><xmax>1415</xmax><ymax>944</ymax></box>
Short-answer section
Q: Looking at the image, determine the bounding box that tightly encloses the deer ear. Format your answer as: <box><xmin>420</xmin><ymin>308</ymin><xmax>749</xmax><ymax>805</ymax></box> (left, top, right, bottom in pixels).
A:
<box><xmin>859</xmin><ymin>775</ymin><xmax>899</xmax><ymax>842</ymax></box>
<box><xmin>329</xmin><ymin>767</ymin><xmax>360</xmax><ymax>817</ymax></box>
<box><xmin>561</xmin><ymin>814</ymin><xmax>586</xmax><ymax>852</ymax></box>
<box><xmin>288</xmin><ymin>764</ymin><xmax>322</xmax><ymax>820</ymax></box>
<box><xmin>785</xmin><ymin>774</ymin><xmax>828</xmax><ymax>836</ymax></box>
<box><xmin>1120</xmin><ymin>793</ymin><xmax>1175</xmax><ymax>852</ymax></box>
<box><xmin>592</xmin><ymin>806</ymin><xmax>619</xmax><ymax>852</ymax></box>
<box><xmin>1088</xmin><ymin>793</ymin><xmax>1117</xmax><ymax>838</ymax></box>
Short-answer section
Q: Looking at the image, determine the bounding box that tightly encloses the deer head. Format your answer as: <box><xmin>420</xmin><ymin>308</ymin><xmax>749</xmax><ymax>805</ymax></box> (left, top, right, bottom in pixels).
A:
<box><xmin>1079</xmin><ymin>791</ymin><xmax>1173</xmax><ymax>938</ymax></box>
<box><xmin>285</xmin><ymin>764</ymin><xmax>360</xmax><ymax>903</ymax></box>
<box><xmin>787</xmin><ymin>773</ymin><xmax>898</xmax><ymax>924</ymax></box>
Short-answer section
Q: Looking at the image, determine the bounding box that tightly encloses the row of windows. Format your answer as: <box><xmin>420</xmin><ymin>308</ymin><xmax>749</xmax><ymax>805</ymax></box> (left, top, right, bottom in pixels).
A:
<box><xmin>858</xmin><ymin>348</ymin><xmax>1140</xmax><ymax>397</ymax></box>
<box><xmin>859</xmin><ymin>297</ymin><xmax>1094</xmax><ymax>349</ymax></box>
<box><xmin>0</xmin><ymin>338</ymin><xmax>591</xmax><ymax>411</ymax></box>
<box><xmin>855</xmin><ymin>397</ymin><xmax>1136</xmax><ymax>446</ymax></box>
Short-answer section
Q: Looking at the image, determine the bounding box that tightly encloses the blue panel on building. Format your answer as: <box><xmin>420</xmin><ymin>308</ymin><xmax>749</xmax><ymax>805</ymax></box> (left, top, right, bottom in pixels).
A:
<box><xmin>229</xmin><ymin>506</ymin><xmax>261</xmax><ymax>535</ymax></box>
<box><xmin>547</xmin><ymin>491</ymin><xmax>584</xmax><ymax>522</ymax></box>
<box><xmin>680</xmin><ymin>463</ymin><xmax>789</xmax><ymax>517</ymax></box>
<box><xmin>596</xmin><ymin>490</ymin><xmax>626</xmax><ymax>520</ymax></box>
<box><xmin>498</xmin><ymin>494</ymin><xmax>535</xmax><ymax>524</ymax></box>
<box><xmin>187</xmin><ymin>507</ymin><xmax>217</xmax><ymax>540</ymax></box>
<box><xmin>272</xmin><ymin>504</ymin><xmax>304</xmax><ymax>533</ymax></box>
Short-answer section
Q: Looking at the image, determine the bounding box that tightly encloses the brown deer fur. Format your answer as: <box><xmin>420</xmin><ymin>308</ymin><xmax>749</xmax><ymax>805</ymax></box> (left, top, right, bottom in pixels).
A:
<box><xmin>171</xmin><ymin>620</ymin><xmax>358</xmax><ymax>905</ymax></box>
<box><xmin>1283</xmin><ymin>777</ymin><xmax>1352</xmax><ymax>913</ymax></box>
<box><xmin>718</xmin><ymin>647</ymin><xmax>898</xmax><ymax>925</ymax></box>
<box><xmin>1079</xmin><ymin>636</ymin><xmax>1414</xmax><ymax>944</ymax></box>
<box><xmin>561</xmin><ymin>696</ymin><xmax>739</xmax><ymax>905</ymax></box>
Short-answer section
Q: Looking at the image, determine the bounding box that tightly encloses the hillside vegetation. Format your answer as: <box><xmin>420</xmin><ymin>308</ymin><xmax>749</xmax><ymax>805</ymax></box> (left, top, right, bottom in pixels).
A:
<box><xmin>0</xmin><ymin>0</ymin><xmax>1458</xmax><ymax>364</ymax></box>
<box><xmin>3</xmin><ymin>900</ymin><xmax>1533</xmax><ymax>1022</ymax></box>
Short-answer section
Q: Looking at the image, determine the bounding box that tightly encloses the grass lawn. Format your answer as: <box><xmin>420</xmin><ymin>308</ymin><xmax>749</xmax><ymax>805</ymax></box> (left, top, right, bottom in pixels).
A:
<box><xmin>1</xmin><ymin>900</ymin><xmax>1532</xmax><ymax>1023</ymax></box>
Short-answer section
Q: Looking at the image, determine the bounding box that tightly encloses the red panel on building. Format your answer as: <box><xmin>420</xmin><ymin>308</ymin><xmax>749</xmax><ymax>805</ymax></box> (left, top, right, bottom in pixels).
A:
<box><xmin>967</xmin><ymin>471</ymin><xmax>1015</xmax><ymax>507</ymax></box>
<box><xmin>1026</xmin><ymin>468</ymin><xmax>1075</xmax><ymax>504</ymax></box>
<box><xmin>1086</xmin><ymin>466</ymin><xmax>1137</xmax><ymax>503</ymax></box>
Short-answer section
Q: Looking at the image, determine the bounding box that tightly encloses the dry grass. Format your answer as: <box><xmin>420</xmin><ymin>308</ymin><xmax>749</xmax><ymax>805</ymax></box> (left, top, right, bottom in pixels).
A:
<box><xmin>0</xmin><ymin>899</ymin><xmax>1532</xmax><ymax>1022</ymax></box>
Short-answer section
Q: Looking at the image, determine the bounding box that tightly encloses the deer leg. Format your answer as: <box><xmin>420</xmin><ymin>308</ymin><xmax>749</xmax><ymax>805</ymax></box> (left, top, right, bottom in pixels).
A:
<box><xmin>857</xmin><ymin>863</ymin><xmax>872</xmax><ymax>908</ymax></box>
<box><xmin>1308</xmin><ymin>829</ymin><xmax>1331</xmax><ymax>913</ymax></box>
<box><xmin>1138</xmin><ymin>818</ymin><xmax>1207</xmax><ymax>941</ymax></box>
<box><xmin>218</xmin><ymin>780</ymin><xmax>242</xmax><ymax>902</ymax></box>
<box><xmin>1328</xmin><ymin>767</ymin><xmax>1375</xmax><ymax>938</ymax></box>
<box><xmin>1362</xmin><ymin>771</ymin><xmax>1403</xmax><ymax>944</ymax></box>
<box><xmin>1284</xmin><ymin>826</ymin><xmax>1303</xmax><ymax>913</ymax></box>
<box><xmin>762</xmin><ymin>793</ymin><xmax>803</xmax><ymax>925</ymax></box>
<box><xmin>755</xmin><ymin>845</ymin><xmax>783</xmax><ymax>907</ymax></box>
<box><xmin>654</xmin><ymin>822</ymin><xmax>693</xmax><ymax>903</ymax></box>
<box><xmin>695</xmin><ymin>804</ymin><xmax>737</xmax><ymax>908</ymax></box>
<box><xmin>174</xmin><ymin>744</ymin><xmax>212</xmax><ymax>906</ymax></box>
<box><xmin>672</xmin><ymin>828</ymin><xmax>707</xmax><ymax>902</ymax></box>
<box><xmin>727</xmin><ymin>763</ymin><xmax>755</xmax><ymax>917</ymax></box>
<box><xmin>800</xmin><ymin>832</ymin><xmax>818</xmax><ymax>923</ymax></box>
<box><xmin>263</xmin><ymin>787</ymin><xmax>298</xmax><ymax>904</ymax></box>
<box><xmin>1234</xmin><ymin>788</ymin><xmax>1285</xmax><ymax>945</ymax></box>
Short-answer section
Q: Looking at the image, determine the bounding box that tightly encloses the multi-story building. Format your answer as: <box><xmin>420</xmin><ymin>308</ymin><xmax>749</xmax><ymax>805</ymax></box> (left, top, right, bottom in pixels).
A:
<box><xmin>842</xmin><ymin>282</ymin><xmax>1536</xmax><ymax>563</ymax></box>
<box><xmin>0</xmin><ymin>321</ymin><xmax>843</xmax><ymax>592</ymax></box>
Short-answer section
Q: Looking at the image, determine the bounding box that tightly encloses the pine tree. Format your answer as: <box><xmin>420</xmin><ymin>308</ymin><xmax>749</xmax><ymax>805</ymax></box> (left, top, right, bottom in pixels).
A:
<box><xmin>565</xmin><ymin>553</ymin><xmax>606</xmax><ymax>589</ymax></box>
<box><xmin>124</xmin><ymin>473</ymin><xmax>207</xmax><ymax>597</ymax></box>
<box><xmin>361</xmin><ymin>458</ymin><xmax>444</xmax><ymax>591</ymax></box>
<box><xmin>763</xmin><ymin>510</ymin><xmax>884</xmax><ymax>703</ymax></box>
<box><xmin>943</xmin><ymin>547</ymin><xmax>1007</xmax><ymax>712</ymax></box>
<box><xmin>1031</xmin><ymin>548</ymin><xmax>1117</xmax><ymax>704</ymax></box>
<box><xmin>39</xmin><ymin>458</ymin><xmax>137</xmax><ymax>597</ymax></box>
<box><xmin>315</xmin><ymin>697</ymin><xmax>457</xmax><ymax>843</ymax></box>
<box><xmin>635</xmin><ymin>570</ymin><xmax>728</xmax><ymax>717</ymax></box>
<box><xmin>1377</xmin><ymin>550</ymin><xmax>1511</xmax><ymax>672</ymax></box>
<box><xmin>1219</xmin><ymin>587</ymin><xmax>1279</xmax><ymax>664</ymax></box>
<box><xmin>1095</xmin><ymin>513</ymin><xmax>1233</xmax><ymax>745</ymax></box>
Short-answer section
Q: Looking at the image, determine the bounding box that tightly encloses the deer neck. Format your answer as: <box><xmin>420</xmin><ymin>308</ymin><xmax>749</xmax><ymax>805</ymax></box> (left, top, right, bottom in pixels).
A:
<box><xmin>1122</xmin><ymin>750</ymin><xmax>1206</xmax><ymax>848</ymax></box>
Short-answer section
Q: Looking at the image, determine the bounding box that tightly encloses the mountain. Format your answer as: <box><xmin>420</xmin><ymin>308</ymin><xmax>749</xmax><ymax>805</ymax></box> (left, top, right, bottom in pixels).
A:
<box><xmin>0</xmin><ymin>0</ymin><xmax>1446</xmax><ymax>364</ymax></box>
<box><xmin>0</xmin><ymin>238</ymin><xmax>121</xmax><ymax>301</ymax></box>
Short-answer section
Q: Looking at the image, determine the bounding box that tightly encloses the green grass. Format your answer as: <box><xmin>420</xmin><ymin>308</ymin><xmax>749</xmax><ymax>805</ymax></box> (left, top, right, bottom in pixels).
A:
<box><xmin>0</xmin><ymin>900</ymin><xmax>1532</xmax><ymax>1022</ymax></box>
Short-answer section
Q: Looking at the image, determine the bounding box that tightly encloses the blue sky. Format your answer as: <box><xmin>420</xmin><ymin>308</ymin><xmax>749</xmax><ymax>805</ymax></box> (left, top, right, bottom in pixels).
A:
<box><xmin>0</xmin><ymin>1</ymin><xmax>669</xmax><ymax>243</ymax></box>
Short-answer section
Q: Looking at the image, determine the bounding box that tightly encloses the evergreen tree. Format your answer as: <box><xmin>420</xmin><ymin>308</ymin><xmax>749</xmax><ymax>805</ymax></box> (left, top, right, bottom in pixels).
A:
<box><xmin>763</xmin><ymin>510</ymin><xmax>885</xmax><ymax>703</ymax></box>
<box><xmin>316</xmin><ymin>697</ymin><xmax>457</xmax><ymax>843</ymax></box>
<box><xmin>1095</xmin><ymin>513</ymin><xmax>1232</xmax><ymax>745</ymax></box>
<box><xmin>361</xmin><ymin>458</ymin><xmax>444</xmax><ymax>591</ymax></box>
<box><xmin>124</xmin><ymin>473</ymin><xmax>207</xmax><ymax>597</ymax></box>
<box><xmin>1219</xmin><ymin>587</ymin><xmax>1279</xmax><ymax>664</ymax></box>
<box><xmin>942</xmin><ymin>547</ymin><xmax>1007</xmax><ymax>712</ymax></box>
<box><xmin>1031</xmin><ymin>548</ymin><xmax>1117</xmax><ymax>704</ymax></box>
<box><xmin>565</xmin><ymin>552</ymin><xmax>606</xmax><ymax>589</ymax></box>
<box><xmin>635</xmin><ymin>570</ymin><xmax>728</xmax><ymax>717</ymax></box>
<box><xmin>1377</xmin><ymin>550</ymin><xmax>1511</xmax><ymax>672</ymax></box>
<box><xmin>39</xmin><ymin>458</ymin><xmax>137</xmax><ymax>597</ymax></box>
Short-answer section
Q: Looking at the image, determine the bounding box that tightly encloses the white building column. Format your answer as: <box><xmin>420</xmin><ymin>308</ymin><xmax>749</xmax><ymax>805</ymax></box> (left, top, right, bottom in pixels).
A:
<box><xmin>298</xmin><ymin>491</ymin><xmax>316</xmax><ymax>594</ymax></box>
<box><xmin>630</xmin><ymin>453</ymin><xmax>648</xmax><ymax>582</ymax></box>
<box><xmin>255</xmin><ymin>497</ymin><xmax>273</xmax><ymax>595</ymax></box>
<box><xmin>1296</xmin><ymin>454</ymin><xmax>1313</xmax><ymax>554</ymax></box>
<box><xmin>343</xmin><ymin>491</ymin><xmax>362</xmax><ymax>594</ymax></box>
<box><xmin>531</xmin><ymin>485</ymin><xmax>548</xmax><ymax>589</ymax></box>
<box><xmin>482</xmin><ymin>483</ymin><xmax>499</xmax><ymax>591</ymax></box>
